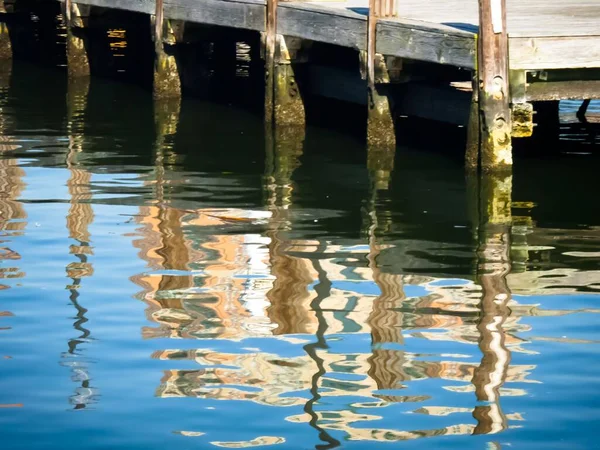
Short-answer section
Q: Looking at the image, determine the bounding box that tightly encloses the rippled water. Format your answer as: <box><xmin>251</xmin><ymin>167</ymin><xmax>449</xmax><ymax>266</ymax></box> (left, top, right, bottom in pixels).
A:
<box><xmin>1</xmin><ymin>63</ymin><xmax>599</xmax><ymax>449</ymax></box>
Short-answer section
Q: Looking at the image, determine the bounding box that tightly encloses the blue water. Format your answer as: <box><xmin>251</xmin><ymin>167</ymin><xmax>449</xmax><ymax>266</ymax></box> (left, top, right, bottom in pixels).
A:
<box><xmin>0</xmin><ymin>65</ymin><xmax>599</xmax><ymax>449</ymax></box>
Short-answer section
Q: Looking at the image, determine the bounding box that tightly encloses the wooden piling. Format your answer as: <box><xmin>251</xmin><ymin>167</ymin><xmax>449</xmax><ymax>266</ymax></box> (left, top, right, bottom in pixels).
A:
<box><xmin>64</xmin><ymin>0</ymin><xmax>90</xmax><ymax>79</ymax></box>
<box><xmin>264</xmin><ymin>0</ymin><xmax>306</xmax><ymax>129</ymax></box>
<box><xmin>0</xmin><ymin>0</ymin><xmax>12</xmax><ymax>61</ymax></box>
<box><xmin>153</xmin><ymin>0</ymin><xmax>182</xmax><ymax>100</ymax></box>
<box><xmin>477</xmin><ymin>0</ymin><xmax>512</xmax><ymax>171</ymax></box>
<box><xmin>510</xmin><ymin>70</ymin><xmax>533</xmax><ymax>138</ymax></box>
<box><xmin>265</xmin><ymin>0</ymin><xmax>277</xmax><ymax>123</ymax></box>
<box><xmin>366</xmin><ymin>0</ymin><xmax>398</xmax><ymax>153</ymax></box>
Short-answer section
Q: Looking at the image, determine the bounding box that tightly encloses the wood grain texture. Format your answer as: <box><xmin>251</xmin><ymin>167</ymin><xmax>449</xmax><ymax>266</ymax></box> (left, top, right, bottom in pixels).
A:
<box><xmin>526</xmin><ymin>80</ymin><xmax>600</xmax><ymax>101</ymax></box>
<box><xmin>164</xmin><ymin>0</ymin><xmax>265</xmax><ymax>31</ymax></box>
<box><xmin>58</xmin><ymin>0</ymin><xmax>600</xmax><ymax>70</ymax></box>
<box><xmin>278</xmin><ymin>3</ymin><xmax>365</xmax><ymax>49</ymax></box>
<box><xmin>377</xmin><ymin>18</ymin><xmax>475</xmax><ymax>68</ymax></box>
<box><xmin>510</xmin><ymin>36</ymin><xmax>600</xmax><ymax>69</ymax></box>
<box><xmin>69</xmin><ymin>0</ymin><xmax>155</xmax><ymax>14</ymax></box>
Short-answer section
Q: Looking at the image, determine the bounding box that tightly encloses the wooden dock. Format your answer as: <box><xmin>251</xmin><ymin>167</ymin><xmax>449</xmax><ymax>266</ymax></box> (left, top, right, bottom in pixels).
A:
<box><xmin>0</xmin><ymin>0</ymin><xmax>599</xmax><ymax>172</ymax></box>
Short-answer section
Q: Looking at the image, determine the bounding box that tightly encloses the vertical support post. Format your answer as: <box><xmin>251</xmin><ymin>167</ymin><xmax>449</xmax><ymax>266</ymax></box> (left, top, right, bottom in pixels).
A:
<box><xmin>510</xmin><ymin>69</ymin><xmax>533</xmax><ymax>138</ymax></box>
<box><xmin>366</xmin><ymin>0</ymin><xmax>397</xmax><ymax>156</ymax></box>
<box><xmin>477</xmin><ymin>0</ymin><xmax>512</xmax><ymax>171</ymax></box>
<box><xmin>0</xmin><ymin>0</ymin><xmax>12</xmax><ymax>61</ymax></box>
<box><xmin>465</xmin><ymin>71</ymin><xmax>480</xmax><ymax>170</ymax></box>
<box><xmin>153</xmin><ymin>0</ymin><xmax>182</xmax><ymax>100</ymax></box>
<box><xmin>64</xmin><ymin>0</ymin><xmax>90</xmax><ymax>79</ymax></box>
<box><xmin>264</xmin><ymin>0</ymin><xmax>305</xmax><ymax>129</ymax></box>
<box><xmin>264</xmin><ymin>0</ymin><xmax>277</xmax><ymax>122</ymax></box>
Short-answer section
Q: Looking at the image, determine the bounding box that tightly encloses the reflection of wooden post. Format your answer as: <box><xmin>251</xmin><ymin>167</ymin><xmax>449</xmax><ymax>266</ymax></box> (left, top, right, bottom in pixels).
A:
<box><xmin>67</xmin><ymin>78</ymin><xmax>94</xmax><ymax>253</ymax></box>
<box><xmin>471</xmin><ymin>173</ymin><xmax>512</xmax><ymax>434</ymax></box>
<box><xmin>364</xmin><ymin>178</ymin><xmax>407</xmax><ymax>390</ymax></box>
<box><xmin>64</xmin><ymin>0</ymin><xmax>90</xmax><ymax>78</ymax></box>
<box><xmin>66</xmin><ymin>77</ymin><xmax>94</xmax><ymax>274</ymax></box>
<box><xmin>477</xmin><ymin>0</ymin><xmax>512</xmax><ymax>171</ymax></box>
<box><xmin>63</xmin><ymin>77</ymin><xmax>97</xmax><ymax>410</ymax></box>
<box><xmin>264</xmin><ymin>120</ymin><xmax>310</xmax><ymax>333</ymax></box>
<box><xmin>153</xmin><ymin>0</ymin><xmax>182</xmax><ymax>99</ymax></box>
<box><xmin>0</xmin><ymin>0</ymin><xmax>12</xmax><ymax>61</ymax></box>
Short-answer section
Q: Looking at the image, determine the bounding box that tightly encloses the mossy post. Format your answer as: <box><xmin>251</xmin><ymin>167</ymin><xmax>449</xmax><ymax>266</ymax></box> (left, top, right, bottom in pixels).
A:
<box><xmin>64</xmin><ymin>0</ymin><xmax>90</xmax><ymax>79</ymax></box>
<box><xmin>466</xmin><ymin>70</ymin><xmax>480</xmax><ymax>170</ymax></box>
<box><xmin>477</xmin><ymin>0</ymin><xmax>512</xmax><ymax>172</ymax></box>
<box><xmin>153</xmin><ymin>0</ymin><xmax>182</xmax><ymax>100</ymax></box>
<box><xmin>510</xmin><ymin>70</ymin><xmax>533</xmax><ymax>138</ymax></box>
<box><xmin>0</xmin><ymin>0</ymin><xmax>12</xmax><ymax>62</ymax></box>
<box><xmin>265</xmin><ymin>0</ymin><xmax>306</xmax><ymax>130</ymax></box>
<box><xmin>366</xmin><ymin>0</ymin><xmax>398</xmax><ymax>181</ymax></box>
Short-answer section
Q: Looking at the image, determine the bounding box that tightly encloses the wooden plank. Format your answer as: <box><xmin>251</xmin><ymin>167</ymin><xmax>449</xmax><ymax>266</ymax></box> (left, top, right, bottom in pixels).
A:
<box><xmin>510</xmin><ymin>36</ymin><xmax>600</xmax><ymax>70</ymax></box>
<box><xmin>63</xmin><ymin>0</ymin><xmax>155</xmax><ymax>15</ymax></box>
<box><xmin>396</xmin><ymin>83</ymin><xmax>471</xmax><ymax>126</ymax></box>
<box><xmin>278</xmin><ymin>3</ymin><xmax>365</xmax><ymax>50</ymax></box>
<box><xmin>60</xmin><ymin>0</ymin><xmax>600</xmax><ymax>72</ymax></box>
<box><xmin>307</xmin><ymin>65</ymin><xmax>367</xmax><ymax>105</ymax></box>
<box><xmin>526</xmin><ymin>80</ymin><xmax>600</xmax><ymax>101</ymax></box>
<box><xmin>164</xmin><ymin>0</ymin><xmax>265</xmax><ymax>31</ymax></box>
<box><xmin>377</xmin><ymin>18</ymin><xmax>475</xmax><ymax>68</ymax></box>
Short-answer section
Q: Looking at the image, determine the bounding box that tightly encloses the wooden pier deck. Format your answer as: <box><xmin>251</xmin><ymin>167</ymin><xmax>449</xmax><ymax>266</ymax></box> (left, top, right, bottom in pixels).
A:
<box><xmin>67</xmin><ymin>0</ymin><xmax>600</xmax><ymax>71</ymax></box>
<box><xmin>1</xmin><ymin>0</ymin><xmax>599</xmax><ymax>173</ymax></box>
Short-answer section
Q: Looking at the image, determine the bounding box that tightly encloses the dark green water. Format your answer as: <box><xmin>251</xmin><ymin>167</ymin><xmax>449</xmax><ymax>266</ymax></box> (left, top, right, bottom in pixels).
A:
<box><xmin>0</xmin><ymin>62</ymin><xmax>599</xmax><ymax>450</ymax></box>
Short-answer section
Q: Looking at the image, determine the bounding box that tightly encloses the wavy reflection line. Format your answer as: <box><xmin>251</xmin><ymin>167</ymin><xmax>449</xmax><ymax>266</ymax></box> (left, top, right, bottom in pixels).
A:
<box><xmin>303</xmin><ymin>250</ymin><xmax>341</xmax><ymax>450</ymax></box>
<box><xmin>365</xmin><ymin>183</ymin><xmax>408</xmax><ymax>392</ymax></box>
<box><xmin>61</xmin><ymin>78</ymin><xmax>97</xmax><ymax>410</ymax></box>
<box><xmin>472</xmin><ymin>175</ymin><xmax>513</xmax><ymax>435</ymax></box>
<box><xmin>0</xmin><ymin>65</ymin><xmax>25</xmax><ymax>356</ymax></box>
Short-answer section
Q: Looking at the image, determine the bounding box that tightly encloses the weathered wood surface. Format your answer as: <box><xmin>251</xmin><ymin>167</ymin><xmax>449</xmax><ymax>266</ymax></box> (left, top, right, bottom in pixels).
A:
<box><xmin>54</xmin><ymin>0</ymin><xmax>600</xmax><ymax>70</ymax></box>
<box><xmin>477</xmin><ymin>0</ymin><xmax>512</xmax><ymax>171</ymax></box>
<box><xmin>526</xmin><ymin>80</ymin><xmax>600</xmax><ymax>101</ymax></box>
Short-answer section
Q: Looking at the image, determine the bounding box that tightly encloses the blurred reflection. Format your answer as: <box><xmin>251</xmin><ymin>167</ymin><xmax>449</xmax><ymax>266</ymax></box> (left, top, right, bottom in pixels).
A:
<box><xmin>133</xmin><ymin>97</ymin><xmax>194</xmax><ymax>338</ymax></box>
<box><xmin>0</xmin><ymin>65</ymin><xmax>25</xmax><ymax>306</ymax></box>
<box><xmin>471</xmin><ymin>174</ymin><xmax>512</xmax><ymax>434</ymax></box>
<box><xmin>264</xmin><ymin>122</ymin><xmax>317</xmax><ymax>335</ymax></box>
<box><xmin>60</xmin><ymin>78</ymin><xmax>98</xmax><ymax>410</ymax></box>
<box><xmin>119</xmin><ymin>94</ymin><xmax>600</xmax><ymax>446</ymax></box>
<box><xmin>143</xmin><ymin>166</ymin><xmax>544</xmax><ymax>444</ymax></box>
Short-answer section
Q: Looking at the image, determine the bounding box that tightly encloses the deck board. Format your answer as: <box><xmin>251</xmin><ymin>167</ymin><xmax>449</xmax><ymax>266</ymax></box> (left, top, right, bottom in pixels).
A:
<box><xmin>315</xmin><ymin>0</ymin><xmax>600</xmax><ymax>38</ymax></box>
<box><xmin>64</xmin><ymin>0</ymin><xmax>600</xmax><ymax>70</ymax></box>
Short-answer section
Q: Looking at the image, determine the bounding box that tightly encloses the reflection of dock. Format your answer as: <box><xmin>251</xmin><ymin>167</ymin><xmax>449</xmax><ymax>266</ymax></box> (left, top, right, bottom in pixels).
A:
<box><xmin>122</xmin><ymin>104</ymin><xmax>600</xmax><ymax>444</ymax></box>
<box><xmin>60</xmin><ymin>78</ymin><xmax>98</xmax><ymax>410</ymax></box>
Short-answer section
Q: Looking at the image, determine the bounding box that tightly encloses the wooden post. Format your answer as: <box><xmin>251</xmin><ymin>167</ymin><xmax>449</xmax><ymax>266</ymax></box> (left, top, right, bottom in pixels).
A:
<box><xmin>265</xmin><ymin>0</ymin><xmax>278</xmax><ymax>123</ymax></box>
<box><xmin>477</xmin><ymin>0</ymin><xmax>512</xmax><ymax>171</ymax></box>
<box><xmin>510</xmin><ymin>69</ymin><xmax>533</xmax><ymax>138</ymax></box>
<box><xmin>366</xmin><ymin>0</ymin><xmax>398</xmax><ymax>153</ymax></box>
<box><xmin>0</xmin><ymin>0</ymin><xmax>13</xmax><ymax>61</ymax></box>
<box><xmin>264</xmin><ymin>0</ymin><xmax>306</xmax><ymax>129</ymax></box>
<box><xmin>64</xmin><ymin>0</ymin><xmax>90</xmax><ymax>79</ymax></box>
<box><xmin>465</xmin><ymin>72</ymin><xmax>480</xmax><ymax>170</ymax></box>
<box><xmin>153</xmin><ymin>0</ymin><xmax>182</xmax><ymax>99</ymax></box>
